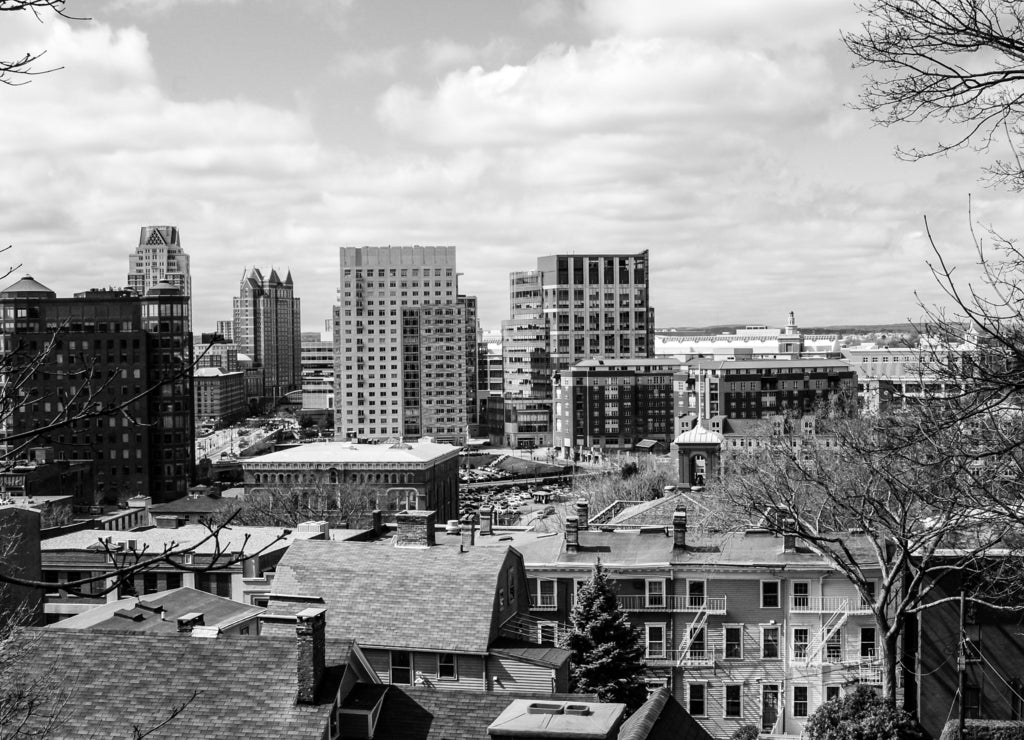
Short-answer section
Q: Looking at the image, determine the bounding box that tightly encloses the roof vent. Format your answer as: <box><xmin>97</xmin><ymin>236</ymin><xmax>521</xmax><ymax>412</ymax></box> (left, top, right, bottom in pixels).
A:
<box><xmin>564</xmin><ymin>705</ymin><xmax>592</xmax><ymax>716</ymax></box>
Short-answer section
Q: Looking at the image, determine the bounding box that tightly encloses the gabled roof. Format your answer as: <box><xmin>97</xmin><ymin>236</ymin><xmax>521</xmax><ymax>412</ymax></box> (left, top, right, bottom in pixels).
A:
<box><xmin>618</xmin><ymin>687</ymin><xmax>714</xmax><ymax>740</ymax></box>
<box><xmin>602</xmin><ymin>495</ymin><xmax>687</xmax><ymax>527</ymax></box>
<box><xmin>8</xmin><ymin>629</ymin><xmax>345</xmax><ymax>739</ymax></box>
<box><xmin>268</xmin><ymin>539</ymin><xmax>515</xmax><ymax>652</ymax></box>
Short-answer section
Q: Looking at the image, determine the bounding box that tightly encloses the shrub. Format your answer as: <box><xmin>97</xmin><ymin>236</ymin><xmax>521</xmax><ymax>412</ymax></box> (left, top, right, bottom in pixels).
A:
<box><xmin>805</xmin><ymin>686</ymin><xmax>924</xmax><ymax>740</ymax></box>
<box><xmin>730</xmin><ymin>724</ymin><xmax>761</xmax><ymax>740</ymax></box>
<box><xmin>938</xmin><ymin>720</ymin><xmax>1024</xmax><ymax>740</ymax></box>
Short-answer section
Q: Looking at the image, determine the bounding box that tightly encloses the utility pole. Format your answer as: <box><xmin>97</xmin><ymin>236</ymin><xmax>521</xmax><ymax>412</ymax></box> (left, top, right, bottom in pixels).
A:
<box><xmin>958</xmin><ymin>589</ymin><xmax>966</xmax><ymax>740</ymax></box>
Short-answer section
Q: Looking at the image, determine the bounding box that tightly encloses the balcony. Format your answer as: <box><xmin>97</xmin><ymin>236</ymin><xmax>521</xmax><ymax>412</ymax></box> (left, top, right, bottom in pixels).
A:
<box><xmin>617</xmin><ymin>595</ymin><xmax>727</xmax><ymax>614</ymax></box>
<box><xmin>790</xmin><ymin>596</ymin><xmax>871</xmax><ymax>615</ymax></box>
<box><xmin>643</xmin><ymin>648</ymin><xmax>716</xmax><ymax>668</ymax></box>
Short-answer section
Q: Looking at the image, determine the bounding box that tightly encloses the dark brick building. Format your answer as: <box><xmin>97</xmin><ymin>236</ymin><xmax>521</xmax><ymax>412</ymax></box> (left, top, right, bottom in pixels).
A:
<box><xmin>553</xmin><ymin>357</ymin><xmax>681</xmax><ymax>453</ymax></box>
<box><xmin>0</xmin><ymin>275</ymin><xmax>194</xmax><ymax>504</ymax></box>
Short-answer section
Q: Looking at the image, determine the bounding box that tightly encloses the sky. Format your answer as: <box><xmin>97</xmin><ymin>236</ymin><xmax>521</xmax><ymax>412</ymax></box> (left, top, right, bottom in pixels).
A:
<box><xmin>2</xmin><ymin>0</ymin><xmax>1023</xmax><ymax>333</ymax></box>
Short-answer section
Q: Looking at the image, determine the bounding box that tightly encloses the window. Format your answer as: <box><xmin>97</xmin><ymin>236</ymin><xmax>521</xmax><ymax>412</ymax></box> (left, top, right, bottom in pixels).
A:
<box><xmin>793</xmin><ymin>628</ymin><xmax>809</xmax><ymax>660</ymax></box>
<box><xmin>761</xmin><ymin>580</ymin><xmax>780</xmax><ymax>608</ymax></box>
<box><xmin>792</xmin><ymin>581</ymin><xmax>810</xmax><ymax>609</ymax></box>
<box><xmin>438</xmin><ymin>653</ymin><xmax>457</xmax><ymax>680</ymax></box>
<box><xmin>964</xmin><ymin>685</ymin><xmax>981</xmax><ymax>719</ymax></box>
<box><xmin>646</xmin><ymin>579</ymin><xmax>665</xmax><ymax>608</ymax></box>
<box><xmin>762</xmin><ymin>626</ymin><xmax>780</xmax><ymax>659</ymax></box>
<box><xmin>390</xmin><ymin>651</ymin><xmax>412</xmax><ymax>684</ymax></box>
<box><xmin>688</xmin><ymin>683</ymin><xmax>706</xmax><ymax>717</ymax></box>
<box><xmin>687</xmin><ymin>579</ymin><xmax>706</xmax><ymax>609</ymax></box>
<box><xmin>725</xmin><ymin>684</ymin><xmax>743</xmax><ymax>718</ymax></box>
<box><xmin>860</xmin><ymin>627</ymin><xmax>876</xmax><ymax>659</ymax></box>
<box><xmin>825</xmin><ymin>630</ymin><xmax>842</xmax><ymax>662</ymax></box>
<box><xmin>724</xmin><ymin>625</ymin><xmax>743</xmax><ymax>659</ymax></box>
<box><xmin>538</xmin><ymin>622</ymin><xmax>558</xmax><ymax>645</ymax></box>
<box><xmin>793</xmin><ymin>686</ymin><xmax>808</xmax><ymax>718</ymax></box>
<box><xmin>507</xmin><ymin>566</ymin><xmax>516</xmax><ymax>601</ymax></box>
<box><xmin>645</xmin><ymin>624</ymin><xmax>666</xmax><ymax>658</ymax></box>
<box><xmin>530</xmin><ymin>579</ymin><xmax>556</xmax><ymax>610</ymax></box>
<box><xmin>688</xmin><ymin>626</ymin><xmax>707</xmax><ymax>660</ymax></box>
<box><xmin>826</xmin><ymin>686</ymin><xmax>842</xmax><ymax>703</ymax></box>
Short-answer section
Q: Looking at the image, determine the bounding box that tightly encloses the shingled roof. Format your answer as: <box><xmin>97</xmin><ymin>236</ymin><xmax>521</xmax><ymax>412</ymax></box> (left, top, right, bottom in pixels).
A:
<box><xmin>269</xmin><ymin>538</ymin><xmax>517</xmax><ymax>653</ymax></box>
<box><xmin>372</xmin><ymin>688</ymin><xmax>599</xmax><ymax>740</ymax></box>
<box><xmin>7</xmin><ymin>628</ymin><xmax>348</xmax><ymax>739</ymax></box>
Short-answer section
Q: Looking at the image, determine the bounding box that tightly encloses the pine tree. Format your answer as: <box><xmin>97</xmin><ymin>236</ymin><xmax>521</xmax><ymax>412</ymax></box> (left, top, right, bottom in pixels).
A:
<box><xmin>562</xmin><ymin>561</ymin><xmax>648</xmax><ymax>712</ymax></box>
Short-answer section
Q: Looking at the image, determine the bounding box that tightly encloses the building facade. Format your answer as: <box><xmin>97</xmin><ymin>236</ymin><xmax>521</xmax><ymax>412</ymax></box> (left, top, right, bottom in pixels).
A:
<box><xmin>517</xmin><ymin>513</ymin><xmax>884</xmax><ymax>739</ymax></box>
<box><xmin>127</xmin><ymin>225</ymin><xmax>191</xmax><ymax>298</ymax></box>
<box><xmin>300</xmin><ymin>330</ymin><xmax>334</xmax><ymax>412</ymax></box>
<box><xmin>0</xmin><ymin>276</ymin><xmax>194</xmax><ymax>503</ymax></box>
<box><xmin>553</xmin><ymin>357</ymin><xmax>680</xmax><ymax>453</ymax></box>
<box><xmin>194</xmin><ymin>367</ymin><xmax>247</xmax><ymax>427</ymax></box>
<box><xmin>232</xmin><ymin>267</ymin><xmax>301</xmax><ymax>409</ymax></box>
<box><xmin>241</xmin><ymin>440</ymin><xmax>461</xmax><ymax>522</ymax></box>
<box><xmin>334</xmin><ymin>246</ymin><xmax>469</xmax><ymax>445</ymax></box>
<box><xmin>498</xmin><ymin>252</ymin><xmax>655</xmax><ymax>448</ymax></box>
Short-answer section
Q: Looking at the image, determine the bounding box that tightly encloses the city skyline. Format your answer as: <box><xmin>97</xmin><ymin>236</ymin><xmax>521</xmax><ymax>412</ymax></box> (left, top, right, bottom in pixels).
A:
<box><xmin>2</xmin><ymin>1</ymin><xmax>1020</xmax><ymax>332</ymax></box>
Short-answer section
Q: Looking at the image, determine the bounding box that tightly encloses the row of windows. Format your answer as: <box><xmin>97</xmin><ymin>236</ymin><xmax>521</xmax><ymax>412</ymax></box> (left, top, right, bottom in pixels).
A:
<box><xmin>649</xmin><ymin>623</ymin><xmax>877</xmax><ymax>662</ymax></box>
<box><xmin>685</xmin><ymin>683</ymin><xmax>845</xmax><ymax>720</ymax></box>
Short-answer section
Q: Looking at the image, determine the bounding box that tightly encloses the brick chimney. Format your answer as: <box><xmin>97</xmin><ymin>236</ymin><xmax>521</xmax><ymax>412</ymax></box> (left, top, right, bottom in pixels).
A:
<box><xmin>673</xmin><ymin>508</ymin><xmax>688</xmax><ymax>550</ymax></box>
<box><xmin>460</xmin><ymin>515</ymin><xmax>476</xmax><ymax>552</ymax></box>
<box><xmin>371</xmin><ymin>509</ymin><xmax>383</xmax><ymax>536</ymax></box>
<box><xmin>782</xmin><ymin>518</ymin><xmax>797</xmax><ymax>552</ymax></box>
<box><xmin>395</xmin><ymin>510</ymin><xmax>436</xmax><ymax>548</ymax></box>
<box><xmin>479</xmin><ymin>506</ymin><xmax>493</xmax><ymax>536</ymax></box>
<box><xmin>575</xmin><ymin>499</ymin><xmax>589</xmax><ymax>530</ymax></box>
<box><xmin>565</xmin><ymin>515</ymin><xmax>579</xmax><ymax>553</ymax></box>
<box><xmin>296</xmin><ymin>607</ymin><xmax>327</xmax><ymax>704</ymax></box>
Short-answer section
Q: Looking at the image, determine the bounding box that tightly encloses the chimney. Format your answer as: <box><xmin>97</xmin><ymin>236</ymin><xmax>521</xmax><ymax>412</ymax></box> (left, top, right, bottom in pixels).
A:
<box><xmin>565</xmin><ymin>515</ymin><xmax>579</xmax><ymax>553</ymax></box>
<box><xmin>673</xmin><ymin>508</ymin><xmax>688</xmax><ymax>550</ymax></box>
<box><xmin>371</xmin><ymin>509</ymin><xmax>383</xmax><ymax>536</ymax></box>
<box><xmin>395</xmin><ymin>510</ymin><xmax>436</xmax><ymax>548</ymax></box>
<box><xmin>479</xmin><ymin>506</ymin><xmax>493</xmax><ymax>536</ymax></box>
<box><xmin>296</xmin><ymin>607</ymin><xmax>327</xmax><ymax>704</ymax></box>
<box><xmin>783</xmin><ymin>518</ymin><xmax>797</xmax><ymax>552</ymax></box>
<box><xmin>575</xmin><ymin>499</ymin><xmax>589</xmax><ymax>530</ymax></box>
<box><xmin>460</xmin><ymin>515</ymin><xmax>476</xmax><ymax>552</ymax></box>
<box><xmin>176</xmin><ymin>612</ymin><xmax>204</xmax><ymax>632</ymax></box>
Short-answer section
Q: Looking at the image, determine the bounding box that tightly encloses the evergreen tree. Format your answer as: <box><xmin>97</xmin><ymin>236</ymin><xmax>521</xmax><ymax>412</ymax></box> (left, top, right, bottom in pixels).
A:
<box><xmin>562</xmin><ymin>561</ymin><xmax>648</xmax><ymax>712</ymax></box>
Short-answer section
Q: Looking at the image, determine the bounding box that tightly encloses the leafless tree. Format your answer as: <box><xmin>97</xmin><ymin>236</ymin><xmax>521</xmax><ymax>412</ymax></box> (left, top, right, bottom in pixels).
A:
<box><xmin>0</xmin><ymin>1</ymin><xmax>87</xmax><ymax>86</ymax></box>
<box><xmin>225</xmin><ymin>480</ymin><xmax>380</xmax><ymax>529</ymax></box>
<box><xmin>843</xmin><ymin>0</ymin><xmax>1024</xmax><ymax>190</ymax></box>
<box><xmin>715</xmin><ymin>409</ymin><xmax>1024</xmax><ymax>704</ymax></box>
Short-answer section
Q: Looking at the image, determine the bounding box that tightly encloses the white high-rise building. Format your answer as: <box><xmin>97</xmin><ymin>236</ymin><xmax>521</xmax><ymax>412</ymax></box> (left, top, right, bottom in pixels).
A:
<box><xmin>127</xmin><ymin>226</ymin><xmax>191</xmax><ymax>297</ymax></box>
<box><xmin>334</xmin><ymin>246</ymin><xmax>469</xmax><ymax>445</ymax></box>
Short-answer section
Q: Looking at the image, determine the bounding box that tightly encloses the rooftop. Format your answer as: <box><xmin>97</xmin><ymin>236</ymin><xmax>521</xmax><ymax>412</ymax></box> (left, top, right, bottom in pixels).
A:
<box><xmin>268</xmin><ymin>538</ymin><xmax>517</xmax><ymax>652</ymax></box>
<box><xmin>488</xmin><ymin>698</ymin><xmax>625</xmax><ymax>738</ymax></box>
<box><xmin>50</xmin><ymin>587</ymin><xmax>263</xmax><ymax>633</ymax></box>
<box><xmin>7</xmin><ymin>629</ymin><xmax>348</xmax><ymax>739</ymax></box>
<box><xmin>243</xmin><ymin>440</ymin><xmax>460</xmax><ymax>466</ymax></box>
<box><xmin>41</xmin><ymin>522</ymin><xmax>314</xmax><ymax>557</ymax></box>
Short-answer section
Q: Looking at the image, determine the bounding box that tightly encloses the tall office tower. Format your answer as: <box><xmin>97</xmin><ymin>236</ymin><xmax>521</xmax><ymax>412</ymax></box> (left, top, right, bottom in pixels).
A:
<box><xmin>215</xmin><ymin>320</ymin><xmax>234</xmax><ymax>342</ymax></box>
<box><xmin>498</xmin><ymin>251</ymin><xmax>654</xmax><ymax>448</ymax></box>
<box><xmin>232</xmin><ymin>268</ymin><xmax>301</xmax><ymax>409</ymax></box>
<box><xmin>127</xmin><ymin>226</ymin><xmax>192</xmax><ymax>297</ymax></box>
<box><xmin>0</xmin><ymin>275</ymin><xmax>194</xmax><ymax>503</ymax></box>
<box><xmin>335</xmin><ymin>246</ymin><xmax>467</xmax><ymax>445</ymax></box>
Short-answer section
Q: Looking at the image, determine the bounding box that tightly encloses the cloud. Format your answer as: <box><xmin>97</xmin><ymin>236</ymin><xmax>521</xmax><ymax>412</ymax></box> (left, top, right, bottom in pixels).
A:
<box><xmin>421</xmin><ymin>37</ymin><xmax>518</xmax><ymax>74</ymax></box>
<box><xmin>332</xmin><ymin>45</ymin><xmax>406</xmax><ymax>78</ymax></box>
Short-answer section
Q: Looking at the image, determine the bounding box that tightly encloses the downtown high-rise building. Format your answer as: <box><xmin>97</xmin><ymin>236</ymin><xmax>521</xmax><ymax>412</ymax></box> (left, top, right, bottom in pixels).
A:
<box><xmin>127</xmin><ymin>226</ymin><xmax>191</xmax><ymax>297</ymax></box>
<box><xmin>232</xmin><ymin>268</ymin><xmax>301</xmax><ymax>409</ymax></box>
<box><xmin>0</xmin><ymin>275</ymin><xmax>194</xmax><ymax>503</ymax></box>
<box><xmin>334</xmin><ymin>246</ymin><xmax>472</xmax><ymax>445</ymax></box>
<box><xmin>497</xmin><ymin>251</ymin><xmax>654</xmax><ymax>448</ymax></box>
